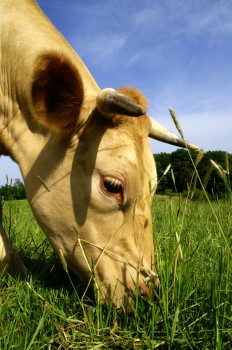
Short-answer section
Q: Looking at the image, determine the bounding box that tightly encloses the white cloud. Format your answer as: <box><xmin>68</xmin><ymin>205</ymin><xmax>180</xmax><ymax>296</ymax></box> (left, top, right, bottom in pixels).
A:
<box><xmin>77</xmin><ymin>34</ymin><xmax>128</xmax><ymax>64</ymax></box>
<box><xmin>184</xmin><ymin>2</ymin><xmax>232</xmax><ymax>39</ymax></box>
<box><xmin>130</xmin><ymin>0</ymin><xmax>232</xmax><ymax>47</ymax></box>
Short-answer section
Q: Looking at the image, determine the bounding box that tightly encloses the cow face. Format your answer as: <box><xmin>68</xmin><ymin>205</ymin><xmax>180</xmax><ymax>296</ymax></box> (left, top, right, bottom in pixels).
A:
<box><xmin>69</xmin><ymin>98</ymin><xmax>158</xmax><ymax>307</ymax></box>
<box><xmin>19</xmin><ymin>52</ymin><xmax>196</xmax><ymax>309</ymax></box>
<box><xmin>26</xmin><ymin>54</ymin><xmax>158</xmax><ymax>308</ymax></box>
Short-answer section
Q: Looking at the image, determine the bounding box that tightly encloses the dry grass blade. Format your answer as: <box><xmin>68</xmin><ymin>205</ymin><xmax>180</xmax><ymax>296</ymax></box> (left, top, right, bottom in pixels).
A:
<box><xmin>163</xmin><ymin>164</ymin><xmax>172</xmax><ymax>176</ymax></box>
<box><xmin>195</xmin><ymin>148</ymin><xmax>205</xmax><ymax>166</ymax></box>
<box><xmin>37</xmin><ymin>175</ymin><xmax>50</xmax><ymax>192</ymax></box>
<box><xmin>58</xmin><ymin>249</ymin><xmax>68</xmax><ymax>273</ymax></box>
<box><xmin>210</xmin><ymin>160</ymin><xmax>225</xmax><ymax>179</ymax></box>
<box><xmin>225</xmin><ymin>152</ymin><xmax>229</xmax><ymax>174</ymax></box>
<box><xmin>169</xmin><ymin>107</ymin><xmax>184</xmax><ymax>139</ymax></box>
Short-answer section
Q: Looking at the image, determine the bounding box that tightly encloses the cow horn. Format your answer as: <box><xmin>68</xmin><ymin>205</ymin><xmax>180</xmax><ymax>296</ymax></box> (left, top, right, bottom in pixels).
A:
<box><xmin>96</xmin><ymin>88</ymin><xmax>146</xmax><ymax>118</ymax></box>
<box><xmin>149</xmin><ymin>118</ymin><xmax>198</xmax><ymax>150</ymax></box>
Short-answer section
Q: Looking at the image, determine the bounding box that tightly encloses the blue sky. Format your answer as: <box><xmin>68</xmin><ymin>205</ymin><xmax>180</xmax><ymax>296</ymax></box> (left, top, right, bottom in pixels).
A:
<box><xmin>1</xmin><ymin>0</ymin><xmax>232</xmax><ymax>185</ymax></box>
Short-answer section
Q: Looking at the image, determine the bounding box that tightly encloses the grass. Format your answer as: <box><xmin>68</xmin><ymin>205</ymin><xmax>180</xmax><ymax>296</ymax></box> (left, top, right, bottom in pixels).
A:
<box><xmin>0</xmin><ymin>196</ymin><xmax>231</xmax><ymax>349</ymax></box>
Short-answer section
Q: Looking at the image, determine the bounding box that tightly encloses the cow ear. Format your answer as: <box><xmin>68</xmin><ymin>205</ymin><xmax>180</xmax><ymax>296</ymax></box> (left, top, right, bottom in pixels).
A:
<box><xmin>31</xmin><ymin>53</ymin><xmax>84</xmax><ymax>135</ymax></box>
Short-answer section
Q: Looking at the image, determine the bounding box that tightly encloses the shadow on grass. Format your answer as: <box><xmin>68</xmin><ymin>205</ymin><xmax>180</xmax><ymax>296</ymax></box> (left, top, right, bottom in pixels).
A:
<box><xmin>20</xmin><ymin>247</ymin><xmax>96</xmax><ymax>303</ymax></box>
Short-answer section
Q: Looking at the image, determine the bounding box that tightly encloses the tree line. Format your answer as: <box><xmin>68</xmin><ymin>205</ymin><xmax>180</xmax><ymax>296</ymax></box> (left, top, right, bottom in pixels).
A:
<box><xmin>155</xmin><ymin>149</ymin><xmax>231</xmax><ymax>200</ymax></box>
<box><xmin>0</xmin><ymin>149</ymin><xmax>231</xmax><ymax>200</ymax></box>
<box><xmin>0</xmin><ymin>178</ymin><xmax>26</xmax><ymax>200</ymax></box>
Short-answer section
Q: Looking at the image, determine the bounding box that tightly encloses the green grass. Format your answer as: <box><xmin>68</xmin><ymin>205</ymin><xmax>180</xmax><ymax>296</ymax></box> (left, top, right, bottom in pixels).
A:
<box><xmin>0</xmin><ymin>197</ymin><xmax>231</xmax><ymax>349</ymax></box>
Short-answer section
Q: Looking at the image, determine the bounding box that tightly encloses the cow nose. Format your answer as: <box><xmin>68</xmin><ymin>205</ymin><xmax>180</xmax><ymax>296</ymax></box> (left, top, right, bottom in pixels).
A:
<box><xmin>142</xmin><ymin>268</ymin><xmax>159</xmax><ymax>289</ymax></box>
<box><xmin>122</xmin><ymin>281</ymin><xmax>151</xmax><ymax>314</ymax></box>
<box><xmin>139</xmin><ymin>282</ymin><xmax>150</xmax><ymax>298</ymax></box>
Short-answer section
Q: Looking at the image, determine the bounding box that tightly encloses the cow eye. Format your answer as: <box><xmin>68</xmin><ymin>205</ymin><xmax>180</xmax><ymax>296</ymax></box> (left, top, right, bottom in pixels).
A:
<box><xmin>101</xmin><ymin>176</ymin><xmax>125</xmax><ymax>204</ymax></box>
<box><xmin>103</xmin><ymin>178</ymin><xmax>122</xmax><ymax>194</ymax></box>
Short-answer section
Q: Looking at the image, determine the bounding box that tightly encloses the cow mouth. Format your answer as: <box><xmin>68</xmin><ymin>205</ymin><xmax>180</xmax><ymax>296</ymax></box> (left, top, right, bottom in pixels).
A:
<box><xmin>66</xmin><ymin>236</ymin><xmax>159</xmax><ymax>311</ymax></box>
<box><xmin>88</xmin><ymin>249</ymin><xmax>159</xmax><ymax>310</ymax></box>
<box><xmin>97</xmin><ymin>267</ymin><xmax>159</xmax><ymax>313</ymax></box>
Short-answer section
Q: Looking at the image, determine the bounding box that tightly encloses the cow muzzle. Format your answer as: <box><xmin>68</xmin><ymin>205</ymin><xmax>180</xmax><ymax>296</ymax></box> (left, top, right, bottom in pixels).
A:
<box><xmin>94</xmin><ymin>262</ymin><xmax>159</xmax><ymax>312</ymax></box>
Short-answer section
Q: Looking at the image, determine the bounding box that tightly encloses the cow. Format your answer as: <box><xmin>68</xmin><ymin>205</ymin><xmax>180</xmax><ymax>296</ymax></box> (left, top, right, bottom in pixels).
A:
<box><xmin>0</xmin><ymin>0</ymin><xmax>197</xmax><ymax>309</ymax></box>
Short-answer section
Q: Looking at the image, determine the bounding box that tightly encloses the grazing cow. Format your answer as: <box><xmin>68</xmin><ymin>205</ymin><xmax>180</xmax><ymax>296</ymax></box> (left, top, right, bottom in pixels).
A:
<box><xmin>0</xmin><ymin>0</ymin><xmax>197</xmax><ymax>308</ymax></box>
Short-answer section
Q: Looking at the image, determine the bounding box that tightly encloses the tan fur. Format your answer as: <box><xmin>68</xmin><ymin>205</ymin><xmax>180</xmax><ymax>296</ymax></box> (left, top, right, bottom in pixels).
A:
<box><xmin>0</xmin><ymin>223</ymin><xmax>28</xmax><ymax>277</ymax></box>
<box><xmin>0</xmin><ymin>0</ymin><xmax>157</xmax><ymax>308</ymax></box>
<box><xmin>102</xmin><ymin>87</ymin><xmax>150</xmax><ymax>140</ymax></box>
<box><xmin>117</xmin><ymin>86</ymin><xmax>148</xmax><ymax>109</ymax></box>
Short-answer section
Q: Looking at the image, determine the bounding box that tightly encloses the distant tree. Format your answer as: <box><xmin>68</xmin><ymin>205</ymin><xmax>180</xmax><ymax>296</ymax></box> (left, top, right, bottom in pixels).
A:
<box><xmin>154</xmin><ymin>150</ymin><xmax>231</xmax><ymax>199</ymax></box>
<box><xmin>197</xmin><ymin>151</ymin><xmax>232</xmax><ymax>199</ymax></box>
<box><xmin>0</xmin><ymin>179</ymin><xmax>26</xmax><ymax>200</ymax></box>
<box><xmin>13</xmin><ymin>179</ymin><xmax>26</xmax><ymax>199</ymax></box>
<box><xmin>170</xmin><ymin>149</ymin><xmax>196</xmax><ymax>192</ymax></box>
<box><xmin>154</xmin><ymin>152</ymin><xmax>171</xmax><ymax>193</ymax></box>
<box><xmin>155</xmin><ymin>150</ymin><xmax>197</xmax><ymax>194</ymax></box>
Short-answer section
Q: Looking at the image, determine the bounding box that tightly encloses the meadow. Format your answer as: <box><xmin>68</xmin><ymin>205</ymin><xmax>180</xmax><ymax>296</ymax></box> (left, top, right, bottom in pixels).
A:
<box><xmin>0</xmin><ymin>195</ymin><xmax>231</xmax><ymax>349</ymax></box>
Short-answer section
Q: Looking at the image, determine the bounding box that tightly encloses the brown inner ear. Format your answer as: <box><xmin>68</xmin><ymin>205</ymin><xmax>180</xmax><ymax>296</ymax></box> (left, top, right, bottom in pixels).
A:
<box><xmin>32</xmin><ymin>53</ymin><xmax>84</xmax><ymax>135</ymax></box>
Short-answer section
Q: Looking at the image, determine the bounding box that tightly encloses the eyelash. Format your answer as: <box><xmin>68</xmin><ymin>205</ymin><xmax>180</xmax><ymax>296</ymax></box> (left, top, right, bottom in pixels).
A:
<box><xmin>101</xmin><ymin>176</ymin><xmax>125</xmax><ymax>204</ymax></box>
<box><xmin>103</xmin><ymin>177</ymin><xmax>123</xmax><ymax>194</ymax></box>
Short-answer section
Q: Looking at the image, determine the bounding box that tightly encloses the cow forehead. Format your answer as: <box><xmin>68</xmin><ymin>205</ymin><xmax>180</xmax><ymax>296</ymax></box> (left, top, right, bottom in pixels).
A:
<box><xmin>98</xmin><ymin>114</ymin><xmax>151</xmax><ymax>151</ymax></box>
<box><xmin>98</xmin><ymin>125</ymin><xmax>147</xmax><ymax>160</ymax></box>
<box><xmin>73</xmin><ymin>95</ymin><xmax>154</xmax><ymax>180</ymax></box>
<box><xmin>97</xmin><ymin>143</ymin><xmax>138</xmax><ymax>172</ymax></box>
<box><xmin>96</xmin><ymin>128</ymin><xmax>155</xmax><ymax>181</ymax></box>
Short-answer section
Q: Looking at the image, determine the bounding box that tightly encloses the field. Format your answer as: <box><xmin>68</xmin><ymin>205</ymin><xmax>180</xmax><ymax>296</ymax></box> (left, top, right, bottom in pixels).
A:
<box><xmin>0</xmin><ymin>196</ymin><xmax>231</xmax><ymax>349</ymax></box>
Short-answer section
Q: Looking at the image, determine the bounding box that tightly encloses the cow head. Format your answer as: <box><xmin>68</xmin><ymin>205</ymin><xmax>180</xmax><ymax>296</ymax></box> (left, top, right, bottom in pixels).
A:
<box><xmin>21</xmin><ymin>52</ymin><xmax>197</xmax><ymax>309</ymax></box>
